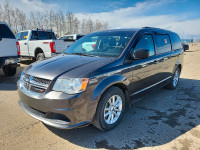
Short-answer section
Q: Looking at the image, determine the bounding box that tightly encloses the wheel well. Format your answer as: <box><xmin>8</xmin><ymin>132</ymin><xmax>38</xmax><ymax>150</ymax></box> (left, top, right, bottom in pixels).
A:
<box><xmin>110</xmin><ymin>83</ymin><xmax>131</xmax><ymax>107</ymax></box>
<box><xmin>35</xmin><ymin>48</ymin><xmax>44</xmax><ymax>57</ymax></box>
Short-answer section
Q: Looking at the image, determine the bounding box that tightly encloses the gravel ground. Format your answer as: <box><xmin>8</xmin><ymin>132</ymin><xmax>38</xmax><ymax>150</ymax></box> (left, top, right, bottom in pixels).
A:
<box><xmin>0</xmin><ymin>46</ymin><xmax>200</xmax><ymax>150</ymax></box>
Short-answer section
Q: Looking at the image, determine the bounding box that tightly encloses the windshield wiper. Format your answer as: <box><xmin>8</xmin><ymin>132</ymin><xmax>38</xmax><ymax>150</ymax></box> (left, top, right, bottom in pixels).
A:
<box><xmin>72</xmin><ymin>53</ymin><xmax>98</xmax><ymax>57</ymax></box>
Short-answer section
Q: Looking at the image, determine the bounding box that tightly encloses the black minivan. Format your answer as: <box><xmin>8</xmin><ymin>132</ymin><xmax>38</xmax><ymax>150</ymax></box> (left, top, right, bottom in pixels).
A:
<box><xmin>18</xmin><ymin>27</ymin><xmax>184</xmax><ymax>131</ymax></box>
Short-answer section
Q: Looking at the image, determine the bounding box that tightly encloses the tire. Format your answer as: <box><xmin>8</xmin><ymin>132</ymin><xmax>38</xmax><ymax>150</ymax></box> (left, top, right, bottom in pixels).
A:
<box><xmin>3</xmin><ymin>66</ymin><xmax>17</xmax><ymax>76</ymax></box>
<box><xmin>166</xmin><ymin>67</ymin><xmax>181</xmax><ymax>90</ymax></box>
<box><xmin>36</xmin><ymin>53</ymin><xmax>45</xmax><ymax>61</ymax></box>
<box><xmin>93</xmin><ymin>86</ymin><xmax>125</xmax><ymax>131</ymax></box>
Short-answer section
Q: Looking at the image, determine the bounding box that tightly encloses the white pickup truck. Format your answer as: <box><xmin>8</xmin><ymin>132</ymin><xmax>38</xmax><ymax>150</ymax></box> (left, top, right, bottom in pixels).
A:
<box><xmin>16</xmin><ymin>29</ymin><xmax>73</xmax><ymax>61</ymax></box>
<box><xmin>0</xmin><ymin>22</ymin><xmax>20</xmax><ymax>76</ymax></box>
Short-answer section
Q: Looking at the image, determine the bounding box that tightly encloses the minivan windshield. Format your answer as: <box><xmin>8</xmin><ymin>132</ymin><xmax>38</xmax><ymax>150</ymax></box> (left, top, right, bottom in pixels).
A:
<box><xmin>64</xmin><ymin>31</ymin><xmax>135</xmax><ymax>57</ymax></box>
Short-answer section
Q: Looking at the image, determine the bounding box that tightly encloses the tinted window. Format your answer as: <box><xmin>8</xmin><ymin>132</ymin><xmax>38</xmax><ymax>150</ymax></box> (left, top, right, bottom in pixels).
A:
<box><xmin>31</xmin><ymin>31</ymin><xmax>56</xmax><ymax>40</ymax></box>
<box><xmin>155</xmin><ymin>34</ymin><xmax>171</xmax><ymax>54</ymax></box>
<box><xmin>31</xmin><ymin>31</ymin><xmax>37</xmax><ymax>40</ymax></box>
<box><xmin>21</xmin><ymin>32</ymin><xmax>28</xmax><ymax>40</ymax></box>
<box><xmin>38</xmin><ymin>31</ymin><xmax>56</xmax><ymax>40</ymax></box>
<box><xmin>77</xmin><ymin>35</ymin><xmax>83</xmax><ymax>40</ymax></box>
<box><xmin>134</xmin><ymin>35</ymin><xmax>155</xmax><ymax>56</ymax></box>
<box><xmin>16</xmin><ymin>32</ymin><xmax>28</xmax><ymax>41</ymax></box>
<box><xmin>170</xmin><ymin>33</ymin><xmax>182</xmax><ymax>50</ymax></box>
<box><xmin>64</xmin><ymin>31</ymin><xmax>135</xmax><ymax>57</ymax></box>
<box><xmin>0</xmin><ymin>24</ymin><xmax>15</xmax><ymax>39</ymax></box>
<box><xmin>63</xmin><ymin>36</ymin><xmax>74</xmax><ymax>40</ymax></box>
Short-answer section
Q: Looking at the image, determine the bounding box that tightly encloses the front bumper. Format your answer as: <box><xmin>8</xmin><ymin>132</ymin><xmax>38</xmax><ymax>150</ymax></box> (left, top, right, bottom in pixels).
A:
<box><xmin>19</xmin><ymin>100</ymin><xmax>90</xmax><ymax>129</ymax></box>
<box><xmin>18</xmin><ymin>85</ymin><xmax>92</xmax><ymax>129</ymax></box>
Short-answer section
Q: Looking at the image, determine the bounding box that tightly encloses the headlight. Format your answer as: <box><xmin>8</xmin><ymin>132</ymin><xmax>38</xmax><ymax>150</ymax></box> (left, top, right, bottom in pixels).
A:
<box><xmin>52</xmin><ymin>78</ymin><xmax>89</xmax><ymax>94</ymax></box>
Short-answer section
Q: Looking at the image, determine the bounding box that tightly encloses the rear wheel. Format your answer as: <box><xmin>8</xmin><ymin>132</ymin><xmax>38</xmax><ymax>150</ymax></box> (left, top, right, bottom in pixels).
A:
<box><xmin>93</xmin><ymin>86</ymin><xmax>125</xmax><ymax>131</ymax></box>
<box><xmin>3</xmin><ymin>66</ymin><xmax>17</xmax><ymax>76</ymax></box>
<box><xmin>36</xmin><ymin>53</ymin><xmax>45</xmax><ymax>61</ymax></box>
<box><xmin>166</xmin><ymin>67</ymin><xmax>181</xmax><ymax>90</ymax></box>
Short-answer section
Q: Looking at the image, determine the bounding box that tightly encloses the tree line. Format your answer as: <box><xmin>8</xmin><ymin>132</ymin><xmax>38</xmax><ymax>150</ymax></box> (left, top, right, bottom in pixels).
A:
<box><xmin>0</xmin><ymin>1</ymin><xmax>109</xmax><ymax>37</ymax></box>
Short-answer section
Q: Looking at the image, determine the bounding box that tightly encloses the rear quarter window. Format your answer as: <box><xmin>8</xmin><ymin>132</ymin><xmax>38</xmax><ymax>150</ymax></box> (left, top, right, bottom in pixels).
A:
<box><xmin>155</xmin><ymin>34</ymin><xmax>171</xmax><ymax>54</ymax></box>
<box><xmin>170</xmin><ymin>33</ymin><xmax>182</xmax><ymax>50</ymax></box>
<box><xmin>0</xmin><ymin>24</ymin><xmax>15</xmax><ymax>39</ymax></box>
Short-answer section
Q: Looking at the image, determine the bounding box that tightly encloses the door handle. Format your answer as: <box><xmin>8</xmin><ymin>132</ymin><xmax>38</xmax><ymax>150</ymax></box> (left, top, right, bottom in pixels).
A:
<box><xmin>24</xmin><ymin>43</ymin><xmax>27</xmax><ymax>45</ymax></box>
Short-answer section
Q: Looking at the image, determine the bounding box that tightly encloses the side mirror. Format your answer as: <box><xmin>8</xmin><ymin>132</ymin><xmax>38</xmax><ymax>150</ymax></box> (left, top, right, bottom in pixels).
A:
<box><xmin>133</xmin><ymin>49</ymin><xmax>149</xmax><ymax>59</ymax></box>
<box><xmin>182</xmin><ymin>43</ymin><xmax>189</xmax><ymax>51</ymax></box>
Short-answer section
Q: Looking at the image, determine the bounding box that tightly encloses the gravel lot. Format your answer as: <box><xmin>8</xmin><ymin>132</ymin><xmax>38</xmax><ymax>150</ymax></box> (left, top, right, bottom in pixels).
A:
<box><xmin>0</xmin><ymin>46</ymin><xmax>200</xmax><ymax>150</ymax></box>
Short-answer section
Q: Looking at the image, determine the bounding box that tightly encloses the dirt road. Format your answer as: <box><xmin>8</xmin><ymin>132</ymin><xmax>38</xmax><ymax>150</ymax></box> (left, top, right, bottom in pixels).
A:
<box><xmin>0</xmin><ymin>46</ymin><xmax>200</xmax><ymax>150</ymax></box>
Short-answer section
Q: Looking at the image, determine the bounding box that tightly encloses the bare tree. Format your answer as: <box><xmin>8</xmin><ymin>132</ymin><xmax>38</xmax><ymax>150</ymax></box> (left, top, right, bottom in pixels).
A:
<box><xmin>18</xmin><ymin>10</ymin><xmax>27</xmax><ymax>30</ymax></box>
<box><xmin>80</xmin><ymin>19</ymin><xmax>86</xmax><ymax>34</ymax></box>
<box><xmin>66</xmin><ymin>12</ymin><xmax>74</xmax><ymax>34</ymax></box>
<box><xmin>3</xmin><ymin>1</ymin><xmax>13</xmax><ymax>27</ymax></box>
<box><xmin>57</xmin><ymin>9</ymin><xmax>66</xmax><ymax>37</ymax></box>
<box><xmin>73</xmin><ymin>17</ymin><xmax>80</xmax><ymax>34</ymax></box>
<box><xmin>0</xmin><ymin>5</ymin><xmax>4</xmax><ymax>22</ymax></box>
<box><xmin>85</xmin><ymin>18</ymin><xmax>93</xmax><ymax>34</ymax></box>
<box><xmin>29</xmin><ymin>12</ymin><xmax>37</xmax><ymax>29</ymax></box>
<box><xmin>95</xmin><ymin>20</ymin><xmax>103</xmax><ymax>31</ymax></box>
<box><xmin>0</xmin><ymin>0</ymin><xmax>109</xmax><ymax>37</ymax></box>
<box><xmin>103</xmin><ymin>22</ymin><xmax>109</xmax><ymax>30</ymax></box>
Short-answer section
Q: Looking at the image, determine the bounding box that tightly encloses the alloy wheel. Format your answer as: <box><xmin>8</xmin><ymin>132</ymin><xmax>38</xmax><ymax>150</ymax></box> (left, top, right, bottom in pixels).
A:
<box><xmin>104</xmin><ymin>95</ymin><xmax>122</xmax><ymax>124</ymax></box>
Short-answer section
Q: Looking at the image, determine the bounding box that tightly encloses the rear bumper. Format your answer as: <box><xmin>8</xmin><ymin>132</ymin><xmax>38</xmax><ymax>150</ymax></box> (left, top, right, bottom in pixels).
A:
<box><xmin>0</xmin><ymin>56</ymin><xmax>20</xmax><ymax>67</ymax></box>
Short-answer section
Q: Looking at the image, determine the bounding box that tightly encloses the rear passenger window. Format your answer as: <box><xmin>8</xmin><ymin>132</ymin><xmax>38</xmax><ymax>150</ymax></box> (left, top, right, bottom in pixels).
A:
<box><xmin>155</xmin><ymin>34</ymin><xmax>171</xmax><ymax>54</ymax></box>
<box><xmin>31</xmin><ymin>31</ymin><xmax>38</xmax><ymax>40</ymax></box>
<box><xmin>170</xmin><ymin>33</ymin><xmax>182</xmax><ymax>50</ymax></box>
<box><xmin>134</xmin><ymin>35</ymin><xmax>155</xmax><ymax>56</ymax></box>
<box><xmin>0</xmin><ymin>24</ymin><xmax>15</xmax><ymax>39</ymax></box>
<box><xmin>37</xmin><ymin>31</ymin><xmax>56</xmax><ymax>40</ymax></box>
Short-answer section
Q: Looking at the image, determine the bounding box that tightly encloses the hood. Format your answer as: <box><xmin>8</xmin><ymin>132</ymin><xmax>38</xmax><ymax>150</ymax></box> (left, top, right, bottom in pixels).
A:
<box><xmin>24</xmin><ymin>54</ymin><xmax>114</xmax><ymax>80</ymax></box>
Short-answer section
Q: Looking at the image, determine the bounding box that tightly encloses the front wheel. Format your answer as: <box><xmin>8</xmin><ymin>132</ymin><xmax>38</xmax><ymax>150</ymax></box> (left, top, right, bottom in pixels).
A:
<box><xmin>3</xmin><ymin>66</ymin><xmax>17</xmax><ymax>76</ymax></box>
<box><xmin>166</xmin><ymin>67</ymin><xmax>181</xmax><ymax>90</ymax></box>
<box><xmin>93</xmin><ymin>86</ymin><xmax>125</xmax><ymax>131</ymax></box>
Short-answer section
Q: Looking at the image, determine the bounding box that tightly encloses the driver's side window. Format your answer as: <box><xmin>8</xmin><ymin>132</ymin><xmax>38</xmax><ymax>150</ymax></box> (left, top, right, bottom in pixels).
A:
<box><xmin>134</xmin><ymin>34</ymin><xmax>155</xmax><ymax>56</ymax></box>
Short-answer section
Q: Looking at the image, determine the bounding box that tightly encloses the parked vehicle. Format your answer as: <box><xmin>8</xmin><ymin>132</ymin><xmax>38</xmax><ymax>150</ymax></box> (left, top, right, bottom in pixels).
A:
<box><xmin>0</xmin><ymin>22</ymin><xmax>19</xmax><ymax>76</ymax></box>
<box><xmin>59</xmin><ymin>34</ymin><xmax>84</xmax><ymax>41</ymax></box>
<box><xmin>18</xmin><ymin>27</ymin><xmax>184</xmax><ymax>131</ymax></box>
<box><xmin>16</xmin><ymin>29</ymin><xmax>72</xmax><ymax>61</ymax></box>
<box><xmin>182</xmin><ymin>42</ymin><xmax>189</xmax><ymax>51</ymax></box>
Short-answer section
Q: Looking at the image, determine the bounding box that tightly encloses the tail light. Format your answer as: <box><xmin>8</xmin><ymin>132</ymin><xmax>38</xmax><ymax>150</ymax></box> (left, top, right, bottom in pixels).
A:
<box><xmin>16</xmin><ymin>42</ymin><xmax>20</xmax><ymax>55</ymax></box>
<box><xmin>50</xmin><ymin>42</ymin><xmax>56</xmax><ymax>53</ymax></box>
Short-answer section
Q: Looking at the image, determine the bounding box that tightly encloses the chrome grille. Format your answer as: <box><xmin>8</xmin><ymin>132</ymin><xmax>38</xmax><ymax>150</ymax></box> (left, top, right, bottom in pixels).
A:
<box><xmin>20</xmin><ymin>73</ymin><xmax>51</xmax><ymax>94</ymax></box>
<box><xmin>32</xmin><ymin>77</ymin><xmax>51</xmax><ymax>85</ymax></box>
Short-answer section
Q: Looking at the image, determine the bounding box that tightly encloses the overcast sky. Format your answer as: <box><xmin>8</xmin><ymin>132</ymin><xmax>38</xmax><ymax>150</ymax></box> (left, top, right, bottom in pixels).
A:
<box><xmin>1</xmin><ymin>0</ymin><xmax>200</xmax><ymax>39</ymax></box>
